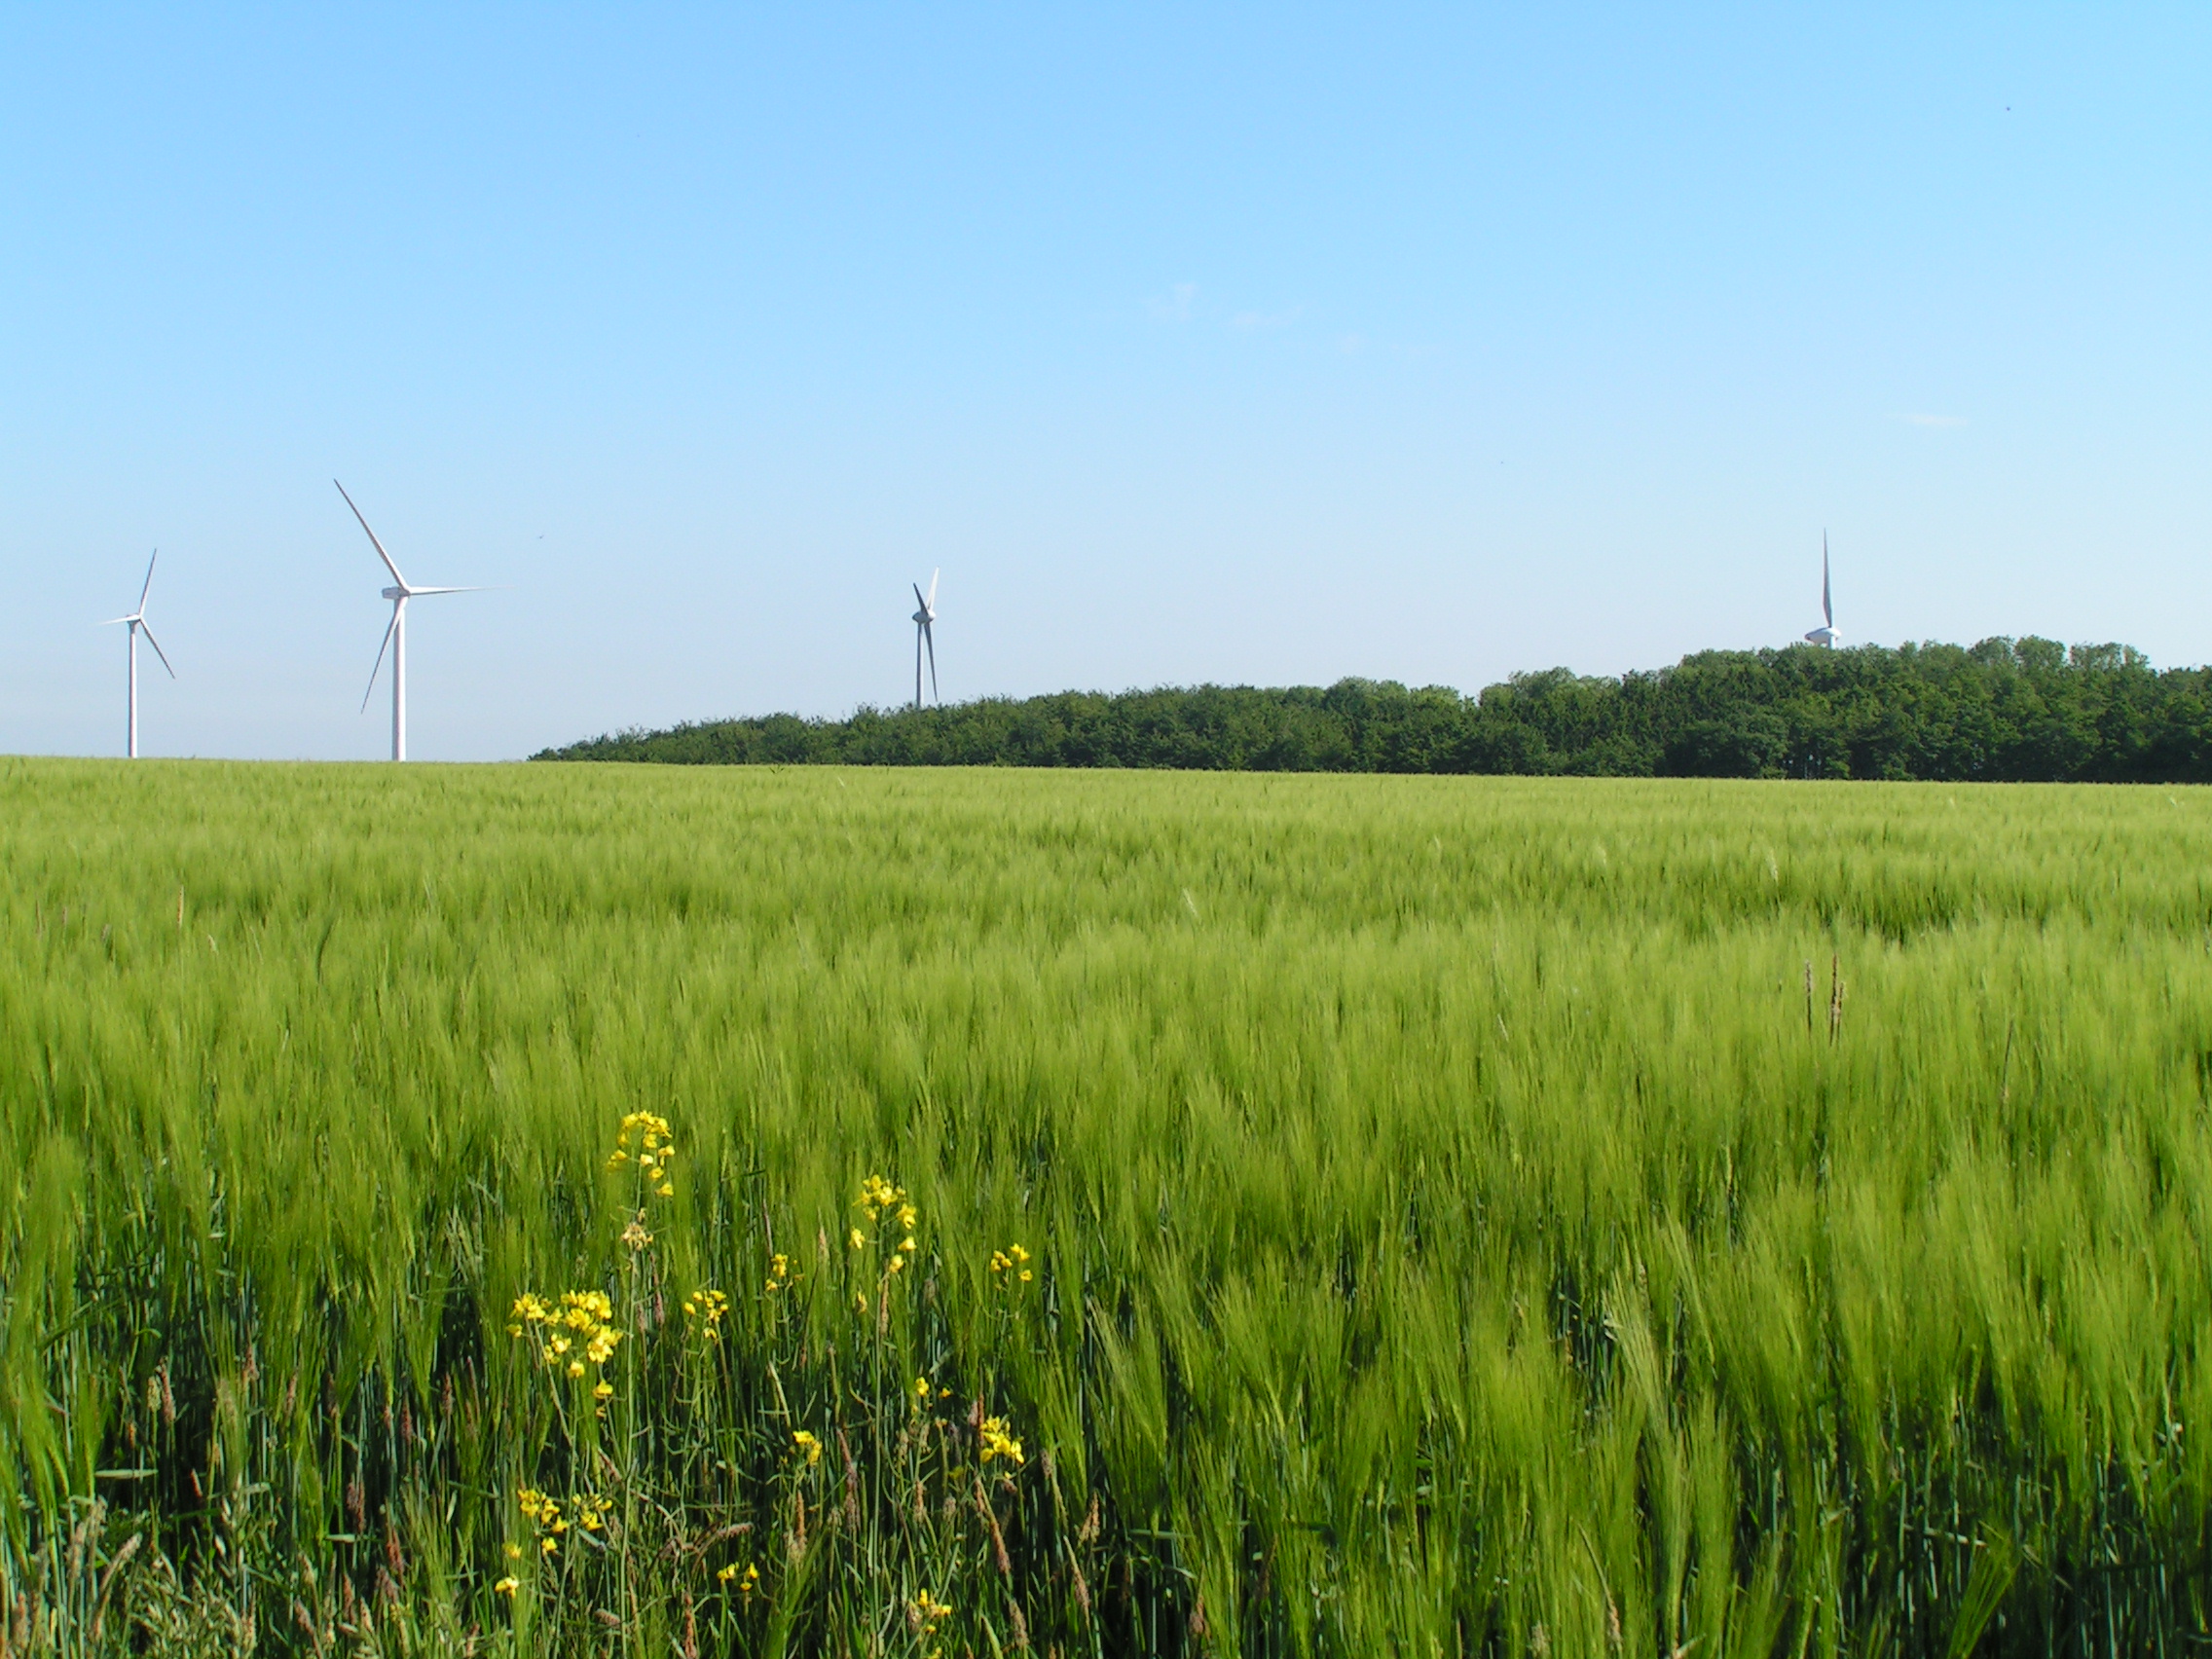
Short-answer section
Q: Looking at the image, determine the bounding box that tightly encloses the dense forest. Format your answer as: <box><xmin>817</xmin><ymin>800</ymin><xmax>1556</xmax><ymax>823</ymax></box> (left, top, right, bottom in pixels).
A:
<box><xmin>537</xmin><ymin>638</ymin><xmax>2212</xmax><ymax>782</ymax></box>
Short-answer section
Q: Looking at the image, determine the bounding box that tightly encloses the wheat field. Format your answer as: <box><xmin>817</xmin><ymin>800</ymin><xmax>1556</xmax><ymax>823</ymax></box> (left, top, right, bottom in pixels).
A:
<box><xmin>2</xmin><ymin>756</ymin><xmax>2208</xmax><ymax>1655</ymax></box>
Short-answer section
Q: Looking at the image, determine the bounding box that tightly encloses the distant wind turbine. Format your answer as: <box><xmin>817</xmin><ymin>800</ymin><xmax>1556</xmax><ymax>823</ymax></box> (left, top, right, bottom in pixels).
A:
<box><xmin>1803</xmin><ymin>535</ymin><xmax>1838</xmax><ymax>648</ymax></box>
<box><xmin>911</xmin><ymin>569</ymin><xmax>940</xmax><ymax>710</ymax></box>
<box><xmin>100</xmin><ymin>549</ymin><xmax>174</xmax><ymax>758</ymax></box>
<box><xmin>336</xmin><ymin>480</ymin><xmax>492</xmax><ymax>760</ymax></box>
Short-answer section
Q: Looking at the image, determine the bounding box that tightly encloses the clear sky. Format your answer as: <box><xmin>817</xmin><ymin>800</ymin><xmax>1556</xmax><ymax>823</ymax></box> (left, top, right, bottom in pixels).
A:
<box><xmin>3</xmin><ymin>6</ymin><xmax>2207</xmax><ymax>760</ymax></box>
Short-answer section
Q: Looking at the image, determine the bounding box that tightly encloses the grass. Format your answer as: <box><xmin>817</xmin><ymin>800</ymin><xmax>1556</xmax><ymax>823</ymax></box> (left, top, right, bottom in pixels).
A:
<box><xmin>2</xmin><ymin>756</ymin><xmax>2210</xmax><ymax>1654</ymax></box>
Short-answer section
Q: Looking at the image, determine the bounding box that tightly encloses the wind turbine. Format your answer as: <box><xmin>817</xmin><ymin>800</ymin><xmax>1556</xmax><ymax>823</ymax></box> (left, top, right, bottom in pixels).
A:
<box><xmin>911</xmin><ymin>569</ymin><xmax>940</xmax><ymax>710</ymax></box>
<box><xmin>336</xmin><ymin>480</ymin><xmax>490</xmax><ymax>760</ymax></box>
<box><xmin>100</xmin><ymin>549</ymin><xmax>174</xmax><ymax>758</ymax></box>
<box><xmin>1803</xmin><ymin>534</ymin><xmax>1838</xmax><ymax>648</ymax></box>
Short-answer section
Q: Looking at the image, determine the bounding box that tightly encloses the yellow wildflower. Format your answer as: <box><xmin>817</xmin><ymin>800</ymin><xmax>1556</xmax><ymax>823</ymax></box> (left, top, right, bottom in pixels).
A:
<box><xmin>912</xmin><ymin>1588</ymin><xmax>953</xmax><ymax>1623</ymax></box>
<box><xmin>657</xmin><ymin>1183</ymin><xmax>675</xmax><ymax>1198</ymax></box>
<box><xmin>792</xmin><ymin>1429</ymin><xmax>822</xmax><ymax>1466</ymax></box>
<box><xmin>495</xmin><ymin>1575</ymin><xmax>519</xmax><ymax>1596</ymax></box>
<box><xmin>980</xmin><ymin>1416</ymin><xmax>1025</xmax><ymax>1466</ymax></box>
<box><xmin>849</xmin><ymin>1228</ymin><xmax>866</xmax><ymax>1250</ymax></box>
<box><xmin>541</xmin><ymin>1536</ymin><xmax>559</xmax><ymax>1554</ymax></box>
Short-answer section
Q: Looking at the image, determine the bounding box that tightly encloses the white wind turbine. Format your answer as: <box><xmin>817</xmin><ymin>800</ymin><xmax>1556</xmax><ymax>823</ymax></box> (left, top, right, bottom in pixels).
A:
<box><xmin>1803</xmin><ymin>534</ymin><xmax>1838</xmax><ymax>648</ymax></box>
<box><xmin>100</xmin><ymin>549</ymin><xmax>174</xmax><ymax>758</ymax></box>
<box><xmin>911</xmin><ymin>569</ymin><xmax>940</xmax><ymax>710</ymax></box>
<box><xmin>336</xmin><ymin>480</ymin><xmax>491</xmax><ymax>760</ymax></box>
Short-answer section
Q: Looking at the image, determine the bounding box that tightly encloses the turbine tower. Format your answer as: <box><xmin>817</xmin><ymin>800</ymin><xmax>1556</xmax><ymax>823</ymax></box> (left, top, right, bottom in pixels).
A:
<box><xmin>336</xmin><ymin>480</ymin><xmax>488</xmax><ymax>760</ymax></box>
<box><xmin>1803</xmin><ymin>534</ymin><xmax>1838</xmax><ymax>648</ymax></box>
<box><xmin>100</xmin><ymin>549</ymin><xmax>174</xmax><ymax>758</ymax></box>
<box><xmin>911</xmin><ymin>569</ymin><xmax>940</xmax><ymax>710</ymax></box>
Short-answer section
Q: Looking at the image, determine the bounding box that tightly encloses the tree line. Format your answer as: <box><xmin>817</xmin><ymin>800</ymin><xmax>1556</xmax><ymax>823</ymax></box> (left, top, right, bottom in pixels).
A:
<box><xmin>535</xmin><ymin>637</ymin><xmax>2212</xmax><ymax>782</ymax></box>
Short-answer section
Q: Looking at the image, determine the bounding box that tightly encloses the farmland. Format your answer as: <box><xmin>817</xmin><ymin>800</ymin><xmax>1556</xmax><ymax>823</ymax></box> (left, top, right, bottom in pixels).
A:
<box><xmin>3</xmin><ymin>756</ymin><xmax>2210</xmax><ymax>1655</ymax></box>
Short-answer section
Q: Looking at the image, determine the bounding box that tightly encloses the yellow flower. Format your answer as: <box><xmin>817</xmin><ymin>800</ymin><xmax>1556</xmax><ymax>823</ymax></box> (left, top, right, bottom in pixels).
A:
<box><xmin>541</xmin><ymin>1536</ymin><xmax>559</xmax><ymax>1554</ymax></box>
<box><xmin>912</xmin><ymin>1376</ymin><xmax>930</xmax><ymax>1401</ymax></box>
<box><xmin>504</xmin><ymin>1541</ymin><xmax>523</xmax><ymax>1560</ymax></box>
<box><xmin>657</xmin><ymin>1183</ymin><xmax>675</xmax><ymax>1198</ymax></box>
<box><xmin>717</xmin><ymin>1562</ymin><xmax>738</xmax><ymax>1582</ymax></box>
<box><xmin>495</xmin><ymin>1575</ymin><xmax>519</xmax><ymax>1596</ymax></box>
<box><xmin>792</xmin><ymin>1429</ymin><xmax>823</xmax><ymax>1466</ymax></box>
<box><xmin>568</xmin><ymin>1360</ymin><xmax>585</xmax><ymax>1378</ymax></box>
<box><xmin>912</xmin><ymin>1588</ymin><xmax>953</xmax><ymax>1623</ymax></box>
<box><xmin>849</xmin><ymin>1228</ymin><xmax>866</xmax><ymax>1250</ymax></box>
<box><xmin>979</xmin><ymin>1416</ymin><xmax>1025</xmax><ymax>1466</ymax></box>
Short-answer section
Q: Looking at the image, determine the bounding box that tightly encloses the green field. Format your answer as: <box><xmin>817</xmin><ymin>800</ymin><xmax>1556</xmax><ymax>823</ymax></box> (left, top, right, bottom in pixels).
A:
<box><xmin>4</xmin><ymin>757</ymin><xmax>2210</xmax><ymax>1655</ymax></box>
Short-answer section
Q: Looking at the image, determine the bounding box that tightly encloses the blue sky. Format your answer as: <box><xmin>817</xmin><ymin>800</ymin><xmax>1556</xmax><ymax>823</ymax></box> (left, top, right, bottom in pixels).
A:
<box><xmin>3</xmin><ymin>6</ymin><xmax>2207</xmax><ymax>759</ymax></box>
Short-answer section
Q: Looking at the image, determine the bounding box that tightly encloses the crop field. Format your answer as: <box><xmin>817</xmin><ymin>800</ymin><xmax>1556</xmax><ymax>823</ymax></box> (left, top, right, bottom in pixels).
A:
<box><xmin>3</xmin><ymin>757</ymin><xmax>2211</xmax><ymax>1656</ymax></box>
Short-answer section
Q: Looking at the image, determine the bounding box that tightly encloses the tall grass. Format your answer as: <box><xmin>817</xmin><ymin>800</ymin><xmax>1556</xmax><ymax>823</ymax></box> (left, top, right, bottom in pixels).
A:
<box><xmin>2</xmin><ymin>756</ymin><xmax>2209</xmax><ymax>1654</ymax></box>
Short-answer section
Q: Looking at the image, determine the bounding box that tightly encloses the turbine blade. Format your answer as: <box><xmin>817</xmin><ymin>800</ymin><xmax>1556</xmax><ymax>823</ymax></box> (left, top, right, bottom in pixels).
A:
<box><xmin>138</xmin><ymin>548</ymin><xmax>159</xmax><ymax>612</ymax></box>
<box><xmin>98</xmin><ymin>615</ymin><xmax>135</xmax><ymax>626</ymax></box>
<box><xmin>1823</xmin><ymin>535</ymin><xmax>1832</xmax><ymax>628</ymax></box>
<box><xmin>335</xmin><ymin>479</ymin><xmax>408</xmax><ymax>588</ymax></box>
<box><xmin>924</xmin><ymin>620</ymin><xmax>938</xmax><ymax>703</ymax></box>
<box><xmin>361</xmin><ymin>604</ymin><xmax>399</xmax><ymax>712</ymax></box>
<box><xmin>138</xmin><ymin>620</ymin><xmax>177</xmax><ymax>678</ymax></box>
<box><xmin>913</xmin><ymin>581</ymin><xmax>929</xmax><ymax>613</ymax></box>
<box><xmin>402</xmin><ymin>584</ymin><xmax>498</xmax><ymax>596</ymax></box>
<box><xmin>927</xmin><ymin>568</ymin><xmax>939</xmax><ymax>608</ymax></box>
